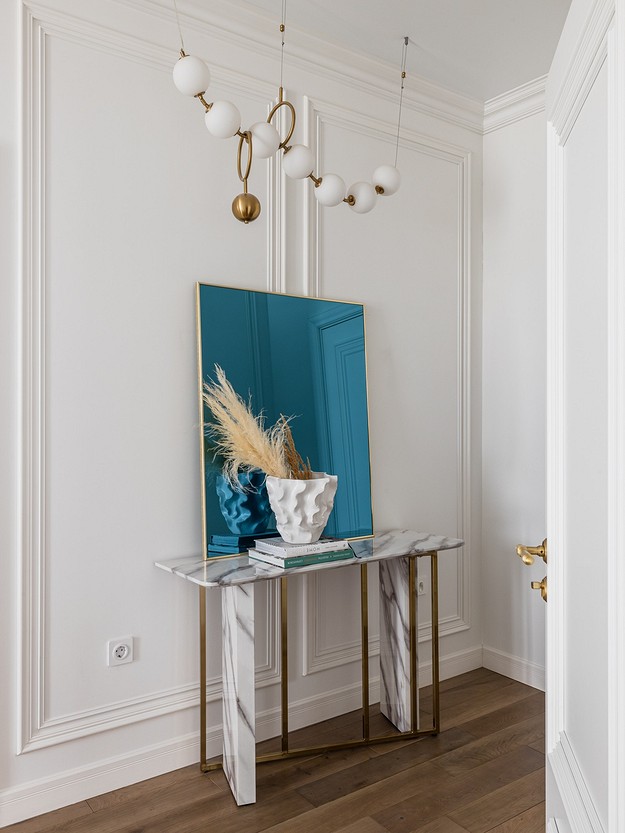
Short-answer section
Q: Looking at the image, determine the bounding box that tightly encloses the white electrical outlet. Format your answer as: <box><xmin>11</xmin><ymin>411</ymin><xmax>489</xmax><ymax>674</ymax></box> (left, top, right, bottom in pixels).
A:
<box><xmin>418</xmin><ymin>580</ymin><xmax>427</xmax><ymax>596</ymax></box>
<box><xmin>107</xmin><ymin>637</ymin><xmax>134</xmax><ymax>666</ymax></box>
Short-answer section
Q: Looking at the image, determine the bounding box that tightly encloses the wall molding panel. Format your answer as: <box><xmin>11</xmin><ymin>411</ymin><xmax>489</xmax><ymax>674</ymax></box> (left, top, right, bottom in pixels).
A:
<box><xmin>1</xmin><ymin>642</ymin><xmax>482</xmax><ymax>827</ymax></box>
<box><xmin>11</xmin><ymin>0</ymin><xmax>485</xmax><ymax>823</ymax></box>
<box><xmin>19</xmin><ymin>1</ymin><xmax>284</xmax><ymax>754</ymax></box>
<box><xmin>21</xmin><ymin>579</ymin><xmax>280</xmax><ymax>754</ymax></box>
<box><xmin>302</xmin><ymin>92</ymin><xmax>473</xmax><ymax>677</ymax></box>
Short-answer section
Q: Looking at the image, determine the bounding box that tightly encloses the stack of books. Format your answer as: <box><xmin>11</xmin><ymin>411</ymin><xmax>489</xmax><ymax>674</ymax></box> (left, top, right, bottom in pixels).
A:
<box><xmin>248</xmin><ymin>536</ymin><xmax>354</xmax><ymax>569</ymax></box>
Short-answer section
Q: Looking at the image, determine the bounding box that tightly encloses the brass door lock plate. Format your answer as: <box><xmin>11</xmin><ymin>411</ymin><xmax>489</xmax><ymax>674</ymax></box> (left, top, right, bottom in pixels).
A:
<box><xmin>531</xmin><ymin>576</ymin><xmax>547</xmax><ymax>603</ymax></box>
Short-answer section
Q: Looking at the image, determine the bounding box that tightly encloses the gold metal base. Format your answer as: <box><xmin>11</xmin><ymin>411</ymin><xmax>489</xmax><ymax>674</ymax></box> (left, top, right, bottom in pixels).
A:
<box><xmin>199</xmin><ymin>551</ymin><xmax>441</xmax><ymax>775</ymax></box>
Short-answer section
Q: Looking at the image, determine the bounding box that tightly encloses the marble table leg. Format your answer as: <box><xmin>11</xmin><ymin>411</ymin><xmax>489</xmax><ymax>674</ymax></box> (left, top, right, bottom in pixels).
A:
<box><xmin>222</xmin><ymin>584</ymin><xmax>256</xmax><ymax>805</ymax></box>
<box><xmin>379</xmin><ymin>557</ymin><xmax>418</xmax><ymax>732</ymax></box>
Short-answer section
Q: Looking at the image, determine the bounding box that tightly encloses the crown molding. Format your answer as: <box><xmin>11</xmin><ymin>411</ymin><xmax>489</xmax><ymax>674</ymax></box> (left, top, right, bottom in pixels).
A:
<box><xmin>113</xmin><ymin>0</ymin><xmax>484</xmax><ymax>133</ymax></box>
<box><xmin>547</xmin><ymin>0</ymin><xmax>613</xmax><ymax>139</ymax></box>
<box><xmin>483</xmin><ymin>75</ymin><xmax>547</xmax><ymax>134</ymax></box>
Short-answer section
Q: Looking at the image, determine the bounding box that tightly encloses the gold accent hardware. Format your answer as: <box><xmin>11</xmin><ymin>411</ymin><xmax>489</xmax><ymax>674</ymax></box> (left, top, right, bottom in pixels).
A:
<box><xmin>344</xmin><ymin>195</ymin><xmax>356</xmax><ymax>205</ymax></box>
<box><xmin>267</xmin><ymin>93</ymin><xmax>296</xmax><ymax>150</ymax></box>
<box><xmin>281</xmin><ymin>577</ymin><xmax>288</xmax><ymax>751</ymax></box>
<box><xmin>409</xmin><ymin>556</ymin><xmax>417</xmax><ymax>731</ymax></box>
<box><xmin>232</xmin><ymin>132</ymin><xmax>261</xmax><ymax>223</ymax></box>
<box><xmin>531</xmin><ymin>576</ymin><xmax>547</xmax><ymax>602</ymax></box>
<box><xmin>195</xmin><ymin>93</ymin><xmax>211</xmax><ymax>112</ymax></box>
<box><xmin>232</xmin><ymin>193</ymin><xmax>261</xmax><ymax>224</ymax></box>
<box><xmin>236</xmin><ymin>131</ymin><xmax>253</xmax><ymax>183</ymax></box>
<box><xmin>196</xmin><ymin>548</ymin><xmax>443</xmax><ymax>777</ymax></box>
<box><xmin>516</xmin><ymin>539</ymin><xmax>547</xmax><ymax>566</ymax></box>
<box><xmin>375</xmin><ymin>185</ymin><xmax>385</xmax><ymax>195</ymax></box>
<box><xmin>430</xmin><ymin>551</ymin><xmax>440</xmax><ymax>731</ymax></box>
<box><xmin>309</xmin><ymin>173</ymin><xmax>322</xmax><ymax>187</ymax></box>
<box><xmin>361</xmin><ymin>563</ymin><xmax>370</xmax><ymax>741</ymax></box>
<box><xmin>199</xmin><ymin>586</ymin><xmax>207</xmax><ymax>769</ymax></box>
<box><xmin>174</xmin><ymin>0</ymin><xmax>410</xmax><ymax>225</ymax></box>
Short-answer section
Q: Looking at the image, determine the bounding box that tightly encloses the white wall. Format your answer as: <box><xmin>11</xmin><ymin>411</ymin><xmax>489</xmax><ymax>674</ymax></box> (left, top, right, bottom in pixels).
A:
<box><xmin>0</xmin><ymin>0</ymin><xmax>484</xmax><ymax>824</ymax></box>
<box><xmin>482</xmin><ymin>96</ymin><xmax>547</xmax><ymax>688</ymax></box>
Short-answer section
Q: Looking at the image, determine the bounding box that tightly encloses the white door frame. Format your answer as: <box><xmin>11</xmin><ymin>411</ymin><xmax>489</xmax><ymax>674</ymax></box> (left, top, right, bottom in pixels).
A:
<box><xmin>546</xmin><ymin>0</ymin><xmax>625</xmax><ymax>829</ymax></box>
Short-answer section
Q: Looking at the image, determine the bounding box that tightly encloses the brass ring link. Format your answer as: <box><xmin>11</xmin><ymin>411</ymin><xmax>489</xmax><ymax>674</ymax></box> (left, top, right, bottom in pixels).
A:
<box><xmin>267</xmin><ymin>99</ymin><xmax>296</xmax><ymax>149</ymax></box>
<box><xmin>237</xmin><ymin>131</ymin><xmax>254</xmax><ymax>184</ymax></box>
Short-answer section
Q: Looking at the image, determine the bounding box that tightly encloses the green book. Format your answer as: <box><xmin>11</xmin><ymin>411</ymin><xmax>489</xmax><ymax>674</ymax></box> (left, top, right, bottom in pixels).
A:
<box><xmin>248</xmin><ymin>547</ymin><xmax>354</xmax><ymax>569</ymax></box>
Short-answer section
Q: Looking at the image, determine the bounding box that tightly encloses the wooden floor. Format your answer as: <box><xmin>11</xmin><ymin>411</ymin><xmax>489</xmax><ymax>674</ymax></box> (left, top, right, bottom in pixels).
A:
<box><xmin>8</xmin><ymin>669</ymin><xmax>545</xmax><ymax>833</ymax></box>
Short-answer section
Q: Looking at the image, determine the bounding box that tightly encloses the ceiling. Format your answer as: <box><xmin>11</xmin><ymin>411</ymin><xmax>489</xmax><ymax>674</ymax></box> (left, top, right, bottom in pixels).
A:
<box><xmin>225</xmin><ymin>0</ymin><xmax>572</xmax><ymax>101</ymax></box>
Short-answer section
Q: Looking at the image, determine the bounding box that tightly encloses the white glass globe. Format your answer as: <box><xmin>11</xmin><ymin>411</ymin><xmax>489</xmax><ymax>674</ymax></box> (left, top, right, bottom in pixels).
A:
<box><xmin>282</xmin><ymin>144</ymin><xmax>314</xmax><ymax>179</ymax></box>
<box><xmin>347</xmin><ymin>181</ymin><xmax>377</xmax><ymax>214</ymax></box>
<box><xmin>373</xmin><ymin>165</ymin><xmax>401</xmax><ymax>196</ymax></box>
<box><xmin>172</xmin><ymin>55</ymin><xmax>210</xmax><ymax>97</ymax></box>
<box><xmin>204</xmin><ymin>101</ymin><xmax>241</xmax><ymax>139</ymax></box>
<box><xmin>314</xmin><ymin>173</ymin><xmax>346</xmax><ymax>207</ymax></box>
<box><xmin>250</xmin><ymin>122</ymin><xmax>281</xmax><ymax>159</ymax></box>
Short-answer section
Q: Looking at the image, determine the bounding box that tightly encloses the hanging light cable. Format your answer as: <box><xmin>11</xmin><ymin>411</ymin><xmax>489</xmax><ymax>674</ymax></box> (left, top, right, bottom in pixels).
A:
<box><xmin>394</xmin><ymin>37</ymin><xmax>408</xmax><ymax>168</ymax></box>
<box><xmin>172</xmin><ymin>0</ymin><xmax>185</xmax><ymax>54</ymax></box>
<box><xmin>171</xmin><ymin>2</ymin><xmax>406</xmax><ymax>223</ymax></box>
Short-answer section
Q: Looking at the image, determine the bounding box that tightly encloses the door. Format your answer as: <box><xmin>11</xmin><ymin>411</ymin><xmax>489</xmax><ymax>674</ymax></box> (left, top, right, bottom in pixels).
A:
<box><xmin>545</xmin><ymin>0</ymin><xmax>625</xmax><ymax>830</ymax></box>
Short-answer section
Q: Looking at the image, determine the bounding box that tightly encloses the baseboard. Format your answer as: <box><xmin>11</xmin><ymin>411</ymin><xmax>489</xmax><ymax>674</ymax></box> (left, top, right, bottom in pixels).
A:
<box><xmin>482</xmin><ymin>645</ymin><xmax>545</xmax><ymax>691</ymax></box>
<box><xmin>0</xmin><ymin>731</ymin><xmax>201</xmax><ymax>828</ymax></box>
<box><xmin>0</xmin><ymin>644</ymin><xmax>483</xmax><ymax>827</ymax></box>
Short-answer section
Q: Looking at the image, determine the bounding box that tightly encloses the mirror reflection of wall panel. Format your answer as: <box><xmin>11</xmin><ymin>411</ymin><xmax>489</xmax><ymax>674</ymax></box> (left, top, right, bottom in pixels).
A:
<box><xmin>197</xmin><ymin>283</ymin><xmax>374</xmax><ymax>556</ymax></box>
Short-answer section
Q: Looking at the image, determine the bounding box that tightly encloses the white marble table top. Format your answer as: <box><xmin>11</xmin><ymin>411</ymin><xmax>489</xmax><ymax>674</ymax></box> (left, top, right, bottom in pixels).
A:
<box><xmin>154</xmin><ymin>530</ymin><xmax>463</xmax><ymax>588</ymax></box>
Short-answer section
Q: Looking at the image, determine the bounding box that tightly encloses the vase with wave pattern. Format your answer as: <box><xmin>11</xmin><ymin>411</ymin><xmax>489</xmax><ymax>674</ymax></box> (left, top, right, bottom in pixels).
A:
<box><xmin>265</xmin><ymin>472</ymin><xmax>338</xmax><ymax>544</ymax></box>
<box><xmin>215</xmin><ymin>470</ymin><xmax>274</xmax><ymax>535</ymax></box>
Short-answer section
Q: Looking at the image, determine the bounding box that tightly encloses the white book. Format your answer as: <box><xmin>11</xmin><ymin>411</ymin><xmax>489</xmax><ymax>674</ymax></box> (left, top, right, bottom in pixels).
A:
<box><xmin>253</xmin><ymin>536</ymin><xmax>350</xmax><ymax>557</ymax></box>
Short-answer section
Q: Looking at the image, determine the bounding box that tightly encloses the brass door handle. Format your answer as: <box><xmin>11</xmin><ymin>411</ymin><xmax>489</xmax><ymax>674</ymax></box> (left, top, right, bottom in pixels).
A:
<box><xmin>531</xmin><ymin>576</ymin><xmax>547</xmax><ymax>602</ymax></box>
<box><xmin>516</xmin><ymin>539</ymin><xmax>547</xmax><ymax>566</ymax></box>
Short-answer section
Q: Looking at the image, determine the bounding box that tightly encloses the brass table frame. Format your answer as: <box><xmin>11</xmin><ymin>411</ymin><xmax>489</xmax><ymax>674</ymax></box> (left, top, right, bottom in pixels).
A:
<box><xmin>198</xmin><ymin>550</ymin><xmax>440</xmax><ymax>771</ymax></box>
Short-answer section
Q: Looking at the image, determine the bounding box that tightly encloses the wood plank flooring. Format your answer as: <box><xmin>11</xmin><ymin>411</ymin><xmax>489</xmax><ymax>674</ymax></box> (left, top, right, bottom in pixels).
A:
<box><xmin>6</xmin><ymin>670</ymin><xmax>545</xmax><ymax>833</ymax></box>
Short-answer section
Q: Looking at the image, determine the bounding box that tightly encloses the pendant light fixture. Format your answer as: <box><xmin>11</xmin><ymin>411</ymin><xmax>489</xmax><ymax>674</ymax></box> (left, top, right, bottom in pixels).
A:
<box><xmin>171</xmin><ymin>1</ymin><xmax>408</xmax><ymax>224</ymax></box>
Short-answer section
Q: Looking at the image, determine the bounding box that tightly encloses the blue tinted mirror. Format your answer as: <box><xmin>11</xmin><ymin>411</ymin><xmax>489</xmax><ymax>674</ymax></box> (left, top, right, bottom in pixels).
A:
<box><xmin>197</xmin><ymin>284</ymin><xmax>373</xmax><ymax>556</ymax></box>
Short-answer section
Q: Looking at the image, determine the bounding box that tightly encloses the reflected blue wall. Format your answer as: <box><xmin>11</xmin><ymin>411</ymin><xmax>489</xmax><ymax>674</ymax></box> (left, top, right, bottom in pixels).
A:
<box><xmin>197</xmin><ymin>284</ymin><xmax>373</xmax><ymax>550</ymax></box>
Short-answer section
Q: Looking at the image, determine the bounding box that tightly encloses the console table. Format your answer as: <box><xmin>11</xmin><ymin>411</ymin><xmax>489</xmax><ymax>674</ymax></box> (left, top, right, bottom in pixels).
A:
<box><xmin>155</xmin><ymin>529</ymin><xmax>463</xmax><ymax>806</ymax></box>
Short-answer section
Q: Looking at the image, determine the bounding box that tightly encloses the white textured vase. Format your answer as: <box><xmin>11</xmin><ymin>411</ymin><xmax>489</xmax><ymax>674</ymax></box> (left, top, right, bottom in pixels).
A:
<box><xmin>265</xmin><ymin>472</ymin><xmax>338</xmax><ymax>544</ymax></box>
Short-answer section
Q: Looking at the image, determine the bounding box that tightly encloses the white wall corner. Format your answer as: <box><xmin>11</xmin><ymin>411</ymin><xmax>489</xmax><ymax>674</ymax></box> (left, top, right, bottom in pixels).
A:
<box><xmin>482</xmin><ymin>645</ymin><xmax>545</xmax><ymax>691</ymax></box>
<box><xmin>483</xmin><ymin>75</ymin><xmax>547</xmax><ymax>134</ymax></box>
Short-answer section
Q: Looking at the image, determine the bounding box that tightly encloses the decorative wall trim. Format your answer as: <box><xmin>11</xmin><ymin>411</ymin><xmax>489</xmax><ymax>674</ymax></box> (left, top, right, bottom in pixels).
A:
<box><xmin>1</xmin><ymin>730</ymin><xmax>202</xmax><ymax>828</ymax></box>
<box><xmin>21</xmin><ymin>581</ymin><xmax>280</xmax><ymax>753</ymax></box>
<box><xmin>302</xmin><ymin>96</ymin><xmax>472</xmax><ymax>676</ymax></box>
<box><xmin>607</xmin><ymin>15</ymin><xmax>625</xmax><ymax>831</ymax></box>
<box><xmin>18</xmin><ymin>4</ymin><xmax>283</xmax><ymax>753</ymax></box>
<box><xmin>547</xmin><ymin>2</ymin><xmax>620</xmax><ymax>827</ymax></box>
<box><xmin>1</xmin><ymin>643</ymin><xmax>483</xmax><ymax>827</ymax></box>
<box><xmin>114</xmin><ymin>0</ymin><xmax>484</xmax><ymax>134</ymax></box>
<box><xmin>547</xmin><ymin>0</ymin><xmax>613</xmax><ymax>138</ymax></box>
<box><xmin>483</xmin><ymin>75</ymin><xmax>546</xmax><ymax>134</ymax></box>
<box><xmin>546</xmin><ymin>121</ymin><xmax>565</xmax><ymax>755</ymax></box>
<box><xmin>304</xmin><ymin>96</ymin><xmax>473</xmax><ymax>300</ymax></box>
<box><xmin>549</xmin><ymin>734</ymin><xmax>606</xmax><ymax>833</ymax></box>
<box><xmin>302</xmin><ymin>570</ymin><xmax>473</xmax><ymax>677</ymax></box>
<box><xmin>482</xmin><ymin>645</ymin><xmax>545</xmax><ymax>691</ymax></box>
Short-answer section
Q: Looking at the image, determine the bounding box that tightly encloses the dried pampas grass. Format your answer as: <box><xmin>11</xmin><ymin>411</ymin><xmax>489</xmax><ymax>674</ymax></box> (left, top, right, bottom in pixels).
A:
<box><xmin>203</xmin><ymin>365</ymin><xmax>290</xmax><ymax>486</ymax></box>
<box><xmin>203</xmin><ymin>366</ymin><xmax>313</xmax><ymax>487</ymax></box>
<box><xmin>279</xmin><ymin>416</ymin><xmax>312</xmax><ymax>480</ymax></box>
